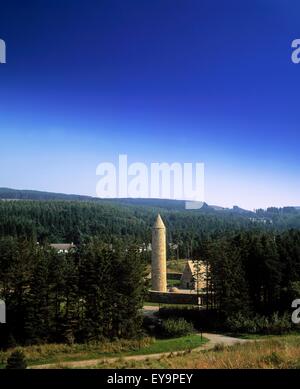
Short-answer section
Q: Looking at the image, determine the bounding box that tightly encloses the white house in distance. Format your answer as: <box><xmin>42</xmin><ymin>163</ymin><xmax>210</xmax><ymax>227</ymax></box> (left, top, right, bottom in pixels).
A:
<box><xmin>50</xmin><ymin>243</ymin><xmax>76</xmax><ymax>254</ymax></box>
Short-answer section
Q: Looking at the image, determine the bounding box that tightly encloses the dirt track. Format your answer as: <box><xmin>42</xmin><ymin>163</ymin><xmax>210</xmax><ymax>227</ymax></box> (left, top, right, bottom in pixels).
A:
<box><xmin>31</xmin><ymin>333</ymin><xmax>249</xmax><ymax>369</ymax></box>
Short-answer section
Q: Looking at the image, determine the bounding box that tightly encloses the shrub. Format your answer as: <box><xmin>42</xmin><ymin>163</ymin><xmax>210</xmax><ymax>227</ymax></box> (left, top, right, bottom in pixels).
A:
<box><xmin>159</xmin><ymin>307</ymin><xmax>222</xmax><ymax>331</ymax></box>
<box><xmin>261</xmin><ymin>351</ymin><xmax>284</xmax><ymax>366</ymax></box>
<box><xmin>226</xmin><ymin>312</ymin><xmax>292</xmax><ymax>335</ymax></box>
<box><xmin>5</xmin><ymin>350</ymin><xmax>27</xmax><ymax>369</ymax></box>
<box><xmin>161</xmin><ymin>318</ymin><xmax>194</xmax><ymax>338</ymax></box>
<box><xmin>1</xmin><ymin>337</ymin><xmax>155</xmax><ymax>366</ymax></box>
<box><xmin>213</xmin><ymin>343</ymin><xmax>226</xmax><ymax>352</ymax></box>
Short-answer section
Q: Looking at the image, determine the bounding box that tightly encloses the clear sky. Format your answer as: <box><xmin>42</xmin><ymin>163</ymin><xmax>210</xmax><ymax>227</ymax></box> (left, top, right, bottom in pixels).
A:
<box><xmin>0</xmin><ymin>0</ymin><xmax>299</xmax><ymax>210</ymax></box>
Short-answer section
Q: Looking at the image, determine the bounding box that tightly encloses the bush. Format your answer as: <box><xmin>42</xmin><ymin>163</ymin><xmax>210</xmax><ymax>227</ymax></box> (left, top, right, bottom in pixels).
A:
<box><xmin>1</xmin><ymin>338</ymin><xmax>155</xmax><ymax>366</ymax></box>
<box><xmin>226</xmin><ymin>312</ymin><xmax>292</xmax><ymax>335</ymax></box>
<box><xmin>6</xmin><ymin>350</ymin><xmax>27</xmax><ymax>369</ymax></box>
<box><xmin>159</xmin><ymin>307</ymin><xmax>222</xmax><ymax>331</ymax></box>
<box><xmin>160</xmin><ymin>318</ymin><xmax>194</xmax><ymax>338</ymax></box>
<box><xmin>261</xmin><ymin>351</ymin><xmax>284</xmax><ymax>366</ymax></box>
<box><xmin>213</xmin><ymin>343</ymin><xmax>226</xmax><ymax>352</ymax></box>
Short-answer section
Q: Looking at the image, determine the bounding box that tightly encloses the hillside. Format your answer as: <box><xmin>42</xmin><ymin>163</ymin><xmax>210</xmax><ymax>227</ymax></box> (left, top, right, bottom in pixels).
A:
<box><xmin>2</xmin><ymin>187</ymin><xmax>298</xmax><ymax>215</ymax></box>
<box><xmin>0</xmin><ymin>188</ymin><xmax>299</xmax><ymax>254</ymax></box>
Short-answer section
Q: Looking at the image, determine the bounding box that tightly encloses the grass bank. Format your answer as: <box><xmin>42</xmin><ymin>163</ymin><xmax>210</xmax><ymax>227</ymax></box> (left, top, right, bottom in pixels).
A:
<box><xmin>0</xmin><ymin>334</ymin><xmax>206</xmax><ymax>368</ymax></box>
<box><xmin>94</xmin><ymin>334</ymin><xmax>300</xmax><ymax>369</ymax></box>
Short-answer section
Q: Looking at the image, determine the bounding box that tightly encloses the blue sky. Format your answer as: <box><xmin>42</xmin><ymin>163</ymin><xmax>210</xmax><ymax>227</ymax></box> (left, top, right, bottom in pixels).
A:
<box><xmin>0</xmin><ymin>0</ymin><xmax>299</xmax><ymax>209</ymax></box>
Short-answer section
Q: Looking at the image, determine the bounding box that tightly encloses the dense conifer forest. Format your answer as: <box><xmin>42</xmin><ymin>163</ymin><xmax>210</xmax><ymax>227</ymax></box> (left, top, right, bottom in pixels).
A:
<box><xmin>0</xmin><ymin>238</ymin><xmax>146</xmax><ymax>347</ymax></box>
<box><xmin>0</xmin><ymin>193</ymin><xmax>299</xmax><ymax>257</ymax></box>
<box><xmin>0</xmin><ymin>193</ymin><xmax>300</xmax><ymax>346</ymax></box>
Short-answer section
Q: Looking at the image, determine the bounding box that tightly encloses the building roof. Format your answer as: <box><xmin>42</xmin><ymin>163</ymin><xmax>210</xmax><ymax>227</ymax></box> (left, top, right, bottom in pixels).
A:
<box><xmin>153</xmin><ymin>214</ymin><xmax>165</xmax><ymax>229</ymax></box>
<box><xmin>180</xmin><ymin>260</ymin><xmax>207</xmax><ymax>290</ymax></box>
<box><xmin>50</xmin><ymin>243</ymin><xmax>76</xmax><ymax>251</ymax></box>
<box><xmin>186</xmin><ymin>260</ymin><xmax>195</xmax><ymax>274</ymax></box>
<box><xmin>181</xmin><ymin>260</ymin><xmax>206</xmax><ymax>279</ymax></box>
<box><xmin>185</xmin><ymin>260</ymin><xmax>206</xmax><ymax>274</ymax></box>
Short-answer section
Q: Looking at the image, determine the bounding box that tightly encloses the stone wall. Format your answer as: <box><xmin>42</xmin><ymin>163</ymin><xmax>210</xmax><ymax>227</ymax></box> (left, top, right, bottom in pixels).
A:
<box><xmin>148</xmin><ymin>290</ymin><xmax>202</xmax><ymax>305</ymax></box>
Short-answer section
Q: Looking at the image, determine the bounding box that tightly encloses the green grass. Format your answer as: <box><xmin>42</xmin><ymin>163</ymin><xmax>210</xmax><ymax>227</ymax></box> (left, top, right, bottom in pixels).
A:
<box><xmin>222</xmin><ymin>331</ymin><xmax>300</xmax><ymax>340</ymax></box>
<box><xmin>126</xmin><ymin>334</ymin><xmax>207</xmax><ymax>356</ymax></box>
<box><xmin>0</xmin><ymin>334</ymin><xmax>207</xmax><ymax>368</ymax></box>
<box><xmin>231</xmin><ymin>333</ymin><xmax>277</xmax><ymax>340</ymax></box>
<box><xmin>167</xmin><ymin>279</ymin><xmax>181</xmax><ymax>287</ymax></box>
<box><xmin>146</xmin><ymin>260</ymin><xmax>185</xmax><ymax>275</ymax></box>
<box><xmin>167</xmin><ymin>259</ymin><xmax>186</xmax><ymax>273</ymax></box>
<box><xmin>93</xmin><ymin>334</ymin><xmax>300</xmax><ymax>369</ymax></box>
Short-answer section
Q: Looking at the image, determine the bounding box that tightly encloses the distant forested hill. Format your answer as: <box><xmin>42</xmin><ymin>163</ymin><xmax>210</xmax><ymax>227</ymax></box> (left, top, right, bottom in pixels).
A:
<box><xmin>0</xmin><ymin>188</ymin><xmax>299</xmax><ymax>257</ymax></box>
<box><xmin>0</xmin><ymin>187</ymin><xmax>95</xmax><ymax>201</ymax></box>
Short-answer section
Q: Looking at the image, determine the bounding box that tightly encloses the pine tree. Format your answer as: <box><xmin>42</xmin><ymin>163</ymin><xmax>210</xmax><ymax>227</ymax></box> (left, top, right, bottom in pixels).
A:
<box><xmin>208</xmin><ymin>238</ymin><xmax>250</xmax><ymax>318</ymax></box>
<box><xmin>25</xmin><ymin>245</ymin><xmax>51</xmax><ymax>343</ymax></box>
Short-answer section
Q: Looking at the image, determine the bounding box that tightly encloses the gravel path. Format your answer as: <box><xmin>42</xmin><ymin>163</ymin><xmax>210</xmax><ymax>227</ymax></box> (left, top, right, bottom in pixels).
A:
<box><xmin>201</xmin><ymin>332</ymin><xmax>248</xmax><ymax>350</ymax></box>
<box><xmin>30</xmin><ymin>333</ymin><xmax>249</xmax><ymax>369</ymax></box>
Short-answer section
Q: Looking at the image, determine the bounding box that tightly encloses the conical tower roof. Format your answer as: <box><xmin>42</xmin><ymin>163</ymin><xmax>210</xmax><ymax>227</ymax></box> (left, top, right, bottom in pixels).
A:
<box><xmin>153</xmin><ymin>214</ymin><xmax>165</xmax><ymax>229</ymax></box>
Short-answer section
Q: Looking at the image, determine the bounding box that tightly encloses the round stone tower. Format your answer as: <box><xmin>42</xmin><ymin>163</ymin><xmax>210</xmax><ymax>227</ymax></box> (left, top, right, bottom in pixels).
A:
<box><xmin>151</xmin><ymin>214</ymin><xmax>167</xmax><ymax>292</ymax></box>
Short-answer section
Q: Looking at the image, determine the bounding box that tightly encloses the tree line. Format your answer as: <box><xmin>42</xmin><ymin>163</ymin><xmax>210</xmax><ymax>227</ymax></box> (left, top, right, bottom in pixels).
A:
<box><xmin>0</xmin><ymin>237</ymin><xmax>146</xmax><ymax>348</ymax></box>
<box><xmin>198</xmin><ymin>229</ymin><xmax>300</xmax><ymax>320</ymax></box>
<box><xmin>1</xmin><ymin>200</ymin><xmax>299</xmax><ymax>260</ymax></box>
<box><xmin>0</xmin><ymin>200</ymin><xmax>299</xmax><ymax>343</ymax></box>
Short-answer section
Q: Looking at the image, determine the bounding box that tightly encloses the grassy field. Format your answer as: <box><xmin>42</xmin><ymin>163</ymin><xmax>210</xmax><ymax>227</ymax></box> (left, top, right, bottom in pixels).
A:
<box><xmin>93</xmin><ymin>334</ymin><xmax>300</xmax><ymax>369</ymax></box>
<box><xmin>167</xmin><ymin>259</ymin><xmax>186</xmax><ymax>273</ymax></box>
<box><xmin>167</xmin><ymin>279</ymin><xmax>181</xmax><ymax>287</ymax></box>
<box><xmin>146</xmin><ymin>259</ymin><xmax>186</xmax><ymax>275</ymax></box>
<box><xmin>0</xmin><ymin>334</ymin><xmax>206</xmax><ymax>368</ymax></box>
<box><xmin>131</xmin><ymin>334</ymin><xmax>207</xmax><ymax>355</ymax></box>
<box><xmin>3</xmin><ymin>334</ymin><xmax>300</xmax><ymax>369</ymax></box>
